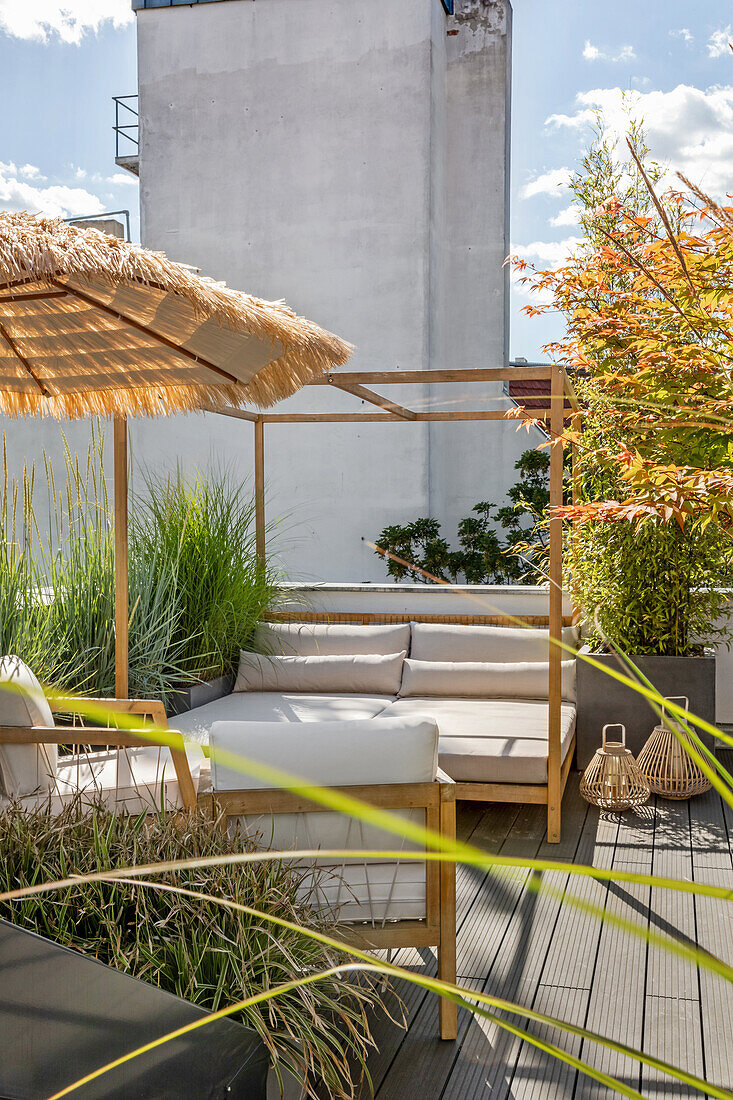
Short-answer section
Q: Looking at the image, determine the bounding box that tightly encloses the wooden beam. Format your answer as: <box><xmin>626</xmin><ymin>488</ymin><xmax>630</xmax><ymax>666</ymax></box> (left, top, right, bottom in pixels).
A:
<box><xmin>308</xmin><ymin>366</ymin><xmax>553</xmax><ymax>385</ymax></box>
<box><xmin>561</xmin><ymin>365</ymin><xmax>581</xmax><ymax>414</ymax></box>
<box><xmin>0</xmin><ymin>290</ymin><xmax>69</xmax><ymax>304</ymax></box>
<box><xmin>0</xmin><ymin>319</ymin><xmax>49</xmax><ymax>395</ymax></box>
<box><xmin>0</xmin><ymin>726</ymin><xmax>166</xmax><ymax>747</ymax></box>
<box><xmin>266</xmin><ymin>610</ymin><xmax>574</xmax><ymax>626</ymax></box>
<box><xmin>258</xmin><ymin>410</ymin><xmax>574</xmax><ymax>424</ymax></box>
<box><xmin>547</xmin><ymin>363</ymin><xmax>564</xmax><ymax>844</ymax></box>
<box><xmin>51</xmin><ymin>278</ymin><xmax>242</xmax><ymax>386</ymax></box>
<box><xmin>254</xmin><ymin>417</ymin><xmax>265</xmax><ymax>563</ymax></box>
<box><xmin>204</xmin><ymin>404</ymin><xmax>260</xmax><ymax>423</ymax></box>
<box><xmin>330</xmin><ymin>379</ymin><xmax>417</xmax><ymax>420</ymax></box>
<box><xmin>113</xmin><ymin>415</ymin><xmax>129</xmax><ymax>700</ymax></box>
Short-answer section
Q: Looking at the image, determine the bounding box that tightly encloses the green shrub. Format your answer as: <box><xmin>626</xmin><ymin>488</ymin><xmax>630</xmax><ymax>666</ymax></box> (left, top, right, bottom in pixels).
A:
<box><xmin>375</xmin><ymin>448</ymin><xmax>558</xmax><ymax>584</ymax></box>
<box><xmin>132</xmin><ymin>469</ymin><xmax>279</xmax><ymax>682</ymax></box>
<box><xmin>0</xmin><ymin>428</ymin><xmax>281</xmax><ymax>701</ymax></box>
<box><xmin>0</xmin><ymin>801</ymin><xmax>386</xmax><ymax>1099</ymax></box>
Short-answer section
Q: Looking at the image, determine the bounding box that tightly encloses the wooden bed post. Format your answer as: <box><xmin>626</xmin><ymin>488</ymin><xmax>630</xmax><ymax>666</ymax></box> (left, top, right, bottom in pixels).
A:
<box><xmin>438</xmin><ymin>782</ymin><xmax>458</xmax><ymax>1040</ymax></box>
<box><xmin>254</xmin><ymin>417</ymin><xmax>265</xmax><ymax>564</ymax></box>
<box><xmin>547</xmin><ymin>365</ymin><xmax>564</xmax><ymax>843</ymax></box>
<box><xmin>113</xmin><ymin>414</ymin><xmax>129</xmax><ymax>700</ymax></box>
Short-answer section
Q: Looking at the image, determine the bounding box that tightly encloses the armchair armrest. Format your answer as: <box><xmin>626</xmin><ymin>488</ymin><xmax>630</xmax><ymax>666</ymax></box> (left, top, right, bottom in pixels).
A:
<box><xmin>51</xmin><ymin>697</ymin><xmax>168</xmax><ymax>727</ymax></box>
<box><xmin>0</xmin><ymin>716</ymin><xmax>197</xmax><ymax>811</ymax></box>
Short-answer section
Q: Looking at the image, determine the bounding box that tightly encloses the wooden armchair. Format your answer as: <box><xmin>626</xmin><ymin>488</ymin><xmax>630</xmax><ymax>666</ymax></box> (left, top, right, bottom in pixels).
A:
<box><xmin>0</xmin><ymin>657</ymin><xmax>198</xmax><ymax>811</ymax></box>
<box><xmin>200</xmin><ymin>715</ymin><xmax>458</xmax><ymax>1040</ymax></box>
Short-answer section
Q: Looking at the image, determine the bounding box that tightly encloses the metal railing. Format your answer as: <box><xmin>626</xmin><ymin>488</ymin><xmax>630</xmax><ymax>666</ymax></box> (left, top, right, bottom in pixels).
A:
<box><xmin>65</xmin><ymin>210</ymin><xmax>132</xmax><ymax>243</ymax></box>
<box><xmin>113</xmin><ymin>95</ymin><xmax>139</xmax><ymax>159</ymax></box>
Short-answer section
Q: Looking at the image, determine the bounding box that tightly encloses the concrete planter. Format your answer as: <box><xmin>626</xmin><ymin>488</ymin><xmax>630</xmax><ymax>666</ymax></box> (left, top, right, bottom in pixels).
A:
<box><xmin>576</xmin><ymin>648</ymin><xmax>716</xmax><ymax>770</ymax></box>
<box><xmin>267</xmin><ymin>1057</ymin><xmax>306</xmax><ymax>1100</ymax></box>
<box><xmin>166</xmin><ymin>673</ymin><xmax>235</xmax><ymax>718</ymax></box>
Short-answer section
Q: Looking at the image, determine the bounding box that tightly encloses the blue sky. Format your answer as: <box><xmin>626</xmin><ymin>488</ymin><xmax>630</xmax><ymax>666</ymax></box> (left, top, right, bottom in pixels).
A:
<box><xmin>0</xmin><ymin>0</ymin><xmax>731</xmax><ymax>362</ymax></box>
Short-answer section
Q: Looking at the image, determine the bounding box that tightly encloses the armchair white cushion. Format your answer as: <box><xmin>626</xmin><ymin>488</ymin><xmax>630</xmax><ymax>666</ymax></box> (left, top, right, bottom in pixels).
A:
<box><xmin>0</xmin><ymin>656</ymin><xmax>57</xmax><ymax>798</ymax></box>
<box><xmin>0</xmin><ymin>654</ymin><xmax>203</xmax><ymax>813</ymax></box>
<box><xmin>209</xmin><ymin>716</ymin><xmax>439</xmax><ymax>923</ymax></box>
<box><xmin>210</xmin><ymin>715</ymin><xmax>437</xmax><ymax>790</ymax></box>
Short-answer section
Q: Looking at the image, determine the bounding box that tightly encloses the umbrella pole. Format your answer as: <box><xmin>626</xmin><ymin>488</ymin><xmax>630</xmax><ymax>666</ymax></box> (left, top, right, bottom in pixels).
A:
<box><xmin>113</xmin><ymin>415</ymin><xmax>129</xmax><ymax>699</ymax></box>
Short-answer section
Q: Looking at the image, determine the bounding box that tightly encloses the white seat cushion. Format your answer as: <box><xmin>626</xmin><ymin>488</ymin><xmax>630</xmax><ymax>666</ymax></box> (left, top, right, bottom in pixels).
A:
<box><xmin>379</xmin><ymin>697</ymin><xmax>576</xmax><ymax>784</ymax></box>
<box><xmin>409</xmin><ymin>622</ymin><xmax>579</xmax><ymax>663</ymax></box>
<box><xmin>172</xmin><ymin>692</ymin><xmax>395</xmax><ymax>746</ymax></box>
<box><xmin>0</xmin><ymin>656</ymin><xmax>57</xmax><ymax>798</ymax></box>
<box><xmin>399</xmin><ymin>657</ymin><xmax>576</xmax><ymax>702</ymax></box>
<box><xmin>254</xmin><ymin>620</ymin><xmax>411</xmax><ymax>656</ymax></box>
<box><xmin>234</xmin><ymin>650</ymin><xmax>405</xmax><ymax>694</ymax></box>
<box><xmin>10</xmin><ymin>743</ymin><xmax>204</xmax><ymax>815</ymax></box>
<box><xmin>210</xmin><ymin>715</ymin><xmax>438</xmax><ymax>925</ymax></box>
<box><xmin>240</xmin><ymin>810</ymin><xmax>427</xmax><ymax>923</ymax></box>
<box><xmin>209</xmin><ymin>716</ymin><xmax>438</xmax><ymax>789</ymax></box>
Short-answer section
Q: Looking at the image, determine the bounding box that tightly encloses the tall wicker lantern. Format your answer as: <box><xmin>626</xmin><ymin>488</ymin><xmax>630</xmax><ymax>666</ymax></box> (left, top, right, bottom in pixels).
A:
<box><xmin>636</xmin><ymin>697</ymin><xmax>712</xmax><ymax>800</ymax></box>
<box><xmin>580</xmin><ymin>724</ymin><xmax>651</xmax><ymax>811</ymax></box>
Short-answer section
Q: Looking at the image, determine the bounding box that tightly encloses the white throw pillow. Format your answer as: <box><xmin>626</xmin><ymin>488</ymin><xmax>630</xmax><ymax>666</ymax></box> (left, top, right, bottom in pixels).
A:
<box><xmin>254</xmin><ymin>621</ymin><xmax>411</xmax><ymax>656</ymax></box>
<box><xmin>234</xmin><ymin>650</ymin><xmax>406</xmax><ymax>695</ymax></box>
<box><xmin>0</xmin><ymin>656</ymin><xmax>57</xmax><ymax>798</ymax></box>
<box><xmin>409</xmin><ymin>622</ymin><xmax>578</xmax><ymax>663</ymax></box>
<box><xmin>399</xmin><ymin>657</ymin><xmax>577</xmax><ymax>702</ymax></box>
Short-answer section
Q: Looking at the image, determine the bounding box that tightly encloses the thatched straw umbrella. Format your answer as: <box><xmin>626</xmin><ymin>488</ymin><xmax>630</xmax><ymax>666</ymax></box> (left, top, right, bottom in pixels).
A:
<box><xmin>0</xmin><ymin>212</ymin><xmax>352</xmax><ymax>696</ymax></box>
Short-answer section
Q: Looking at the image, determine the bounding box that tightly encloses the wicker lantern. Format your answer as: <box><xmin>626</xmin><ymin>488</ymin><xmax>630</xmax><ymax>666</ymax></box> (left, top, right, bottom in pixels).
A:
<box><xmin>636</xmin><ymin>697</ymin><xmax>712</xmax><ymax>800</ymax></box>
<box><xmin>580</xmin><ymin>724</ymin><xmax>651</xmax><ymax>811</ymax></box>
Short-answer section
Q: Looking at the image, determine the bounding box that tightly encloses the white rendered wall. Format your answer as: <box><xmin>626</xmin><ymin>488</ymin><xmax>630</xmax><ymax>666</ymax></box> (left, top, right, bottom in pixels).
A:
<box><xmin>131</xmin><ymin>0</ymin><xmax>530</xmax><ymax>581</ymax></box>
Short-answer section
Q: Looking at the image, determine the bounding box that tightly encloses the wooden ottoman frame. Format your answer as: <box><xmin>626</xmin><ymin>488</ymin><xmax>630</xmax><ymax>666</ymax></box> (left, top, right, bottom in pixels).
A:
<box><xmin>201</xmin><ymin>776</ymin><xmax>458</xmax><ymax>1040</ymax></box>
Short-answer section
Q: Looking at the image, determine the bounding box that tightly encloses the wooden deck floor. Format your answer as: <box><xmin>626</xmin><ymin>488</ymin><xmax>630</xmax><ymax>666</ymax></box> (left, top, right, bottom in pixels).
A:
<box><xmin>359</xmin><ymin>775</ymin><xmax>733</xmax><ymax>1099</ymax></box>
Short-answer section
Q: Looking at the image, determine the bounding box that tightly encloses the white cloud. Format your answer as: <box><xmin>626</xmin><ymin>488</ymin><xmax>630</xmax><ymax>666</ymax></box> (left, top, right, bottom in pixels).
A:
<box><xmin>19</xmin><ymin>163</ymin><xmax>45</xmax><ymax>181</ymax></box>
<box><xmin>511</xmin><ymin>237</ymin><xmax>583</xmax><ymax>303</ymax></box>
<box><xmin>546</xmin><ymin>84</ymin><xmax>733</xmax><ymax>199</ymax></box>
<box><xmin>583</xmin><ymin>40</ymin><xmax>636</xmax><ymax>63</ymax></box>
<box><xmin>549</xmin><ymin>205</ymin><xmax>580</xmax><ymax>228</ymax></box>
<box><xmin>0</xmin><ymin>0</ymin><xmax>132</xmax><ymax>45</ymax></box>
<box><xmin>631</xmin><ymin>76</ymin><xmax>651</xmax><ymax>89</ymax></box>
<box><xmin>0</xmin><ymin>162</ymin><xmax>104</xmax><ymax>218</ymax></box>
<box><xmin>670</xmin><ymin>28</ymin><xmax>693</xmax><ymax>44</ymax></box>
<box><xmin>513</xmin><ymin>237</ymin><xmax>583</xmax><ymax>268</ymax></box>
<box><xmin>708</xmin><ymin>27</ymin><xmax>732</xmax><ymax>59</ymax></box>
<box><xmin>520</xmin><ymin>167</ymin><xmax>571</xmax><ymax>200</ymax></box>
<box><xmin>105</xmin><ymin>171</ymin><xmax>137</xmax><ymax>186</ymax></box>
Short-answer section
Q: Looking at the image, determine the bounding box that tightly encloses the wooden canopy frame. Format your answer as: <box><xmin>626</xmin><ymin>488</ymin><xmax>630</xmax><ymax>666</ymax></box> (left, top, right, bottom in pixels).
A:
<box><xmin>212</xmin><ymin>364</ymin><xmax>579</xmax><ymax>843</ymax></box>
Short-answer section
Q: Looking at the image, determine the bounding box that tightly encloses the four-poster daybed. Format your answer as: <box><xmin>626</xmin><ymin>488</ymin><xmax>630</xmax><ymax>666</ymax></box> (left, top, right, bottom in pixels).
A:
<box><xmin>213</xmin><ymin>362</ymin><xmax>580</xmax><ymax>844</ymax></box>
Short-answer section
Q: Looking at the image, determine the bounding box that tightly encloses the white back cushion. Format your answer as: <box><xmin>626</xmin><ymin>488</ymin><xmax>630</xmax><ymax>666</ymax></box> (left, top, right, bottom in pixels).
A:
<box><xmin>400</xmin><ymin>657</ymin><xmax>577</xmax><ymax>702</ymax></box>
<box><xmin>254</xmin><ymin>620</ymin><xmax>411</xmax><ymax>656</ymax></box>
<box><xmin>210</xmin><ymin>716</ymin><xmax>438</xmax><ymax>790</ymax></box>
<box><xmin>0</xmin><ymin>656</ymin><xmax>57</xmax><ymax>797</ymax></box>
<box><xmin>234</xmin><ymin>650</ymin><xmax>405</xmax><ymax>695</ymax></box>
<box><xmin>410</xmin><ymin>622</ymin><xmax>578</xmax><ymax>663</ymax></box>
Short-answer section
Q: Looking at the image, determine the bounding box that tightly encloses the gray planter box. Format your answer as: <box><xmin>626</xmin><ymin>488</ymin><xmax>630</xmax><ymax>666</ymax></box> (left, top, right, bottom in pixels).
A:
<box><xmin>576</xmin><ymin>648</ymin><xmax>716</xmax><ymax>770</ymax></box>
<box><xmin>166</xmin><ymin>673</ymin><xmax>235</xmax><ymax>718</ymax></box>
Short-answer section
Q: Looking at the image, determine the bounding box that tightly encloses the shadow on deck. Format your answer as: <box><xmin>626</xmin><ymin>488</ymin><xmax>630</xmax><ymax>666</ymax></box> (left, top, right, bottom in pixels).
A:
<box><xmin>358</xmin><ymin>775</ymin><xmax>733</xmax><ymax>1099</ymax></box>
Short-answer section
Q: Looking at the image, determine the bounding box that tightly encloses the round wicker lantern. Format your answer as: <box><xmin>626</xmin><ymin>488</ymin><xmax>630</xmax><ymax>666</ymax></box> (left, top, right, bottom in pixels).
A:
<box><xmin>636</xmin><ymin>697</ymin><xmax>712</xmax><ymax>800</ymax></box>
<box><xmin>580</xmin><ymin>724</ymin><xmax>651</xmax><ymax>811</ymax></box>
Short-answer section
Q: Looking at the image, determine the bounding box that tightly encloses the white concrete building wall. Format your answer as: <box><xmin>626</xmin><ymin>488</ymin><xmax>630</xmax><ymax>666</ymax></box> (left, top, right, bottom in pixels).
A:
<box><xmin>130</xmin><ymin>0</ymin><xmax>531</xmax><ymax>581</ymax></box>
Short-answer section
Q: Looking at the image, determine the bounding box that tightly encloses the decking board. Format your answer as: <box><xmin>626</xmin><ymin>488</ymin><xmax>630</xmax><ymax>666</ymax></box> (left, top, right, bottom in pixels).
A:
<box><xmin>357</xmin><ymin>776</ymin><xmax>732</xmax><ymax>1100</ymax></box>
